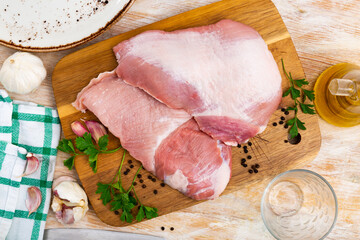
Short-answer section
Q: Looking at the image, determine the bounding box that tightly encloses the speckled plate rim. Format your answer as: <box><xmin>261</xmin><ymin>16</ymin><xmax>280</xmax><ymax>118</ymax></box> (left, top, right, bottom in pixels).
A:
<box><xmin>0</xmin><ymin>0</ymin><xmax>135</xmax><ymax>53</ymax></box>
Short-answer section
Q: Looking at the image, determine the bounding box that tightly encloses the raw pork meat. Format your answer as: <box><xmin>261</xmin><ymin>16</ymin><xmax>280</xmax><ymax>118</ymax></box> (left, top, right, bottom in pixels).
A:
<box><xmin>73</xmin><ymin>72</ymin><xmax>232</xmax><ymax>200</ymax></box>
<box><xmin>113</xmin><ymin>19</ymin><xmax>282</xmax><ymax>146</ymax></box>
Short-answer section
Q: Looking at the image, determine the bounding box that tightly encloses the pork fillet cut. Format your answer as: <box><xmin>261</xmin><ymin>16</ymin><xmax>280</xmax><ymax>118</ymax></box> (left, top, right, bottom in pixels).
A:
<box><xmin>73</xmin><ymin>71</ymin><xmax>232</xmax><ymax>200</ymax></box>
<box><xmin>113</xmin><ymin>19</ymin><xmax>282</xmax><ymax>146</ymax></box>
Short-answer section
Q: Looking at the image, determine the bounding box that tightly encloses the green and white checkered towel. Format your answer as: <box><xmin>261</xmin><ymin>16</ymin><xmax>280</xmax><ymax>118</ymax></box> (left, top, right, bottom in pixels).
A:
<box><xmin>0</xmin><ymin>90</ymin><xmax>61</xmax><ymax>240</ymax></box>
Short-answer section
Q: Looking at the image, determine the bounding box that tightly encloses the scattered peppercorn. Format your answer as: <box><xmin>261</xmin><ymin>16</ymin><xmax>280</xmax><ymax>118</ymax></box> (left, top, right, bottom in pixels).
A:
<box><xmin>280</xmin><ymin>116</ymin><xmax>285</xmax><ymax>120</ymax></box>
<box><xmin>140</xmin><ymin>179</ymin><xmax>144</xmax><ymax>183</ymax></box>
<box><xmin>243</xmin><ymin>164</ymin><xmax>248</xmax><ymax>168</ymax></box>
<box><xmin>128</xmin><ymin>160</ymin><xmax>132</xmax><ymax>164</ymax></box>
<box><xmin>284</xmin><ymin>140</ymin><xmax>288</xmax><ymax>143</ymax></box>
<box><xmin>272</xmin><ymin>122</ymin><xmax>277</xmax><ymax>126</ymax></box>
<box><xmin>244</xmin><ymin>149</ymin><xmax>248</xmax><ymax>153</ymax></box>
<box><xmin>161</xmin><ymin>227</ymin><xmax>165</xmax><ymax>231</ymax></box>
<box><xmin>279</xmin><ymin>121</ymin><xmax>284</xmax><ymax>125</ymax></box>
<box><xmin>114</xmin><ymin>210</ymin><xmax>119</xmax><ymax>215</ymax></box>
<box><xmin>124</xmin><ymin>171</ymin><xmax>128</xmax><ymax>175</ymax></box>
<box><xmin>148</xmin><ymin>175</ymin><xmax>152</xmax><ymax>180</ymax></box>
<box><xmin>142</xmin><ymin>184</ymin><xmax>146</xmax><ymax>188</ymax></box>
<box><xmin>133</xmin><ymin>182</ymin><xmax>137</xmax><ymax>186</ymax></box>
<box><xmin>241</xmin><ymin>158</ymin><xmax>246</xmax><ymax>163</ymax></box>
<box><xmin>151</xmin><ymin>178</ymin><xmax>156</xmax><ymax>182</ymax></box>
<box><xmin>237</xmin><ymin>144</ymin><xmax>241</xmax><ymax>148</ymax></box>
<box><xmin>153</xmin><ymin>190</ymin><xmax>158</xmax><ymax>194</ymax></box>
<box><xmin>243</xmin><ymin>146</ymin><xmax>247</xmax><ymax>149</ymax></box>
<box><xmin>248</xmin><ymin>142</ymin><xmax>252</xmax><ymax>146</ymax></box>
<box><xmin>284</xmin><ymin>124</ymin><xmax>289</xmax><ymax>129</ymax></box>
<box><xmin>137</xmin><ymin>174</ymin><xmax>142</xmax><ymax>178</ymax></box>
<box><xmin>255</xmin><ymin>164</ymin><xmax>260</xmax><ymax>168</ymax></box>
<box><xmin>130</xmin><ymin>164</ymin><xmax>134</xmax><ymax>168</ymax></box>
<box><xmin>254</xmin><ymin>169</ymin><xmax>259</xmax><ymax>173</ymax></box>
<box><xmin>170</xmin><ymin>227</ymin><xmax>174</xmax><ymax>231</ymax></box>
<box><xmin>160</xmin><ymin>183</ymin><xmax>165</xmax><ymax>187</ymax></box>
<box><xmin>248</xmin><ymin>169</ymin><xmax>253</xmax><ymax>174</ymax></box>
<box><xmin>247</xmin><ymin>155</ymin><xmax>252</xmax><ymax>160</ymax></box>
<box><xmin>281</xmin><ymin>108</ymin><xmax>286</xmax><ymax>112</ymax></box>
<box><xmin>284</xmin><ymin>111</ymin><xmax>289</xmax><ymax>115</ymax></box>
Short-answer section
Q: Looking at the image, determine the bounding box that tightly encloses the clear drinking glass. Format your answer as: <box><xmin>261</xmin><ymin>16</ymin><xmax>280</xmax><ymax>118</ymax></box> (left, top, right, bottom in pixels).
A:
<box><xmin>261</xmin><ymin>169</ymin><xmax>338</xmax><ymax>240</ymax></box>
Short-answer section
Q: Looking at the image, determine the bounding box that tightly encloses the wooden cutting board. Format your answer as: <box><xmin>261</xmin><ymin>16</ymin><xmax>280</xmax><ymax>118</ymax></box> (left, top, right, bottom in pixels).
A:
<box><xmin>52</xmin><ymin>0</ymin><xmax>321</xmax><ymax>227</ymax></box>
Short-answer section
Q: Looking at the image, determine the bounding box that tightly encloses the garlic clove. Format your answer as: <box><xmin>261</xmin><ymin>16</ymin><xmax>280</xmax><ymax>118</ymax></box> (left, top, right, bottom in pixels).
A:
<box><xmin>71</xmin><ymin>121</ymin><xmax>89</xmax><ymax>137</ymax></box>
<box><xmin>52</xmin><ymin>176</ymin><xmax>77</xmax><ymax>190</ymax></box>
<box><xmin>17</xmin><ymin>153</ymin><xmax>39</xmax><ymax>178</ymax></box>
<box><xmin>0</xmin><ymin>52</ymin><xmax>46</xmax><ymax>95</ymax></box>
<box><xmin>26</xmin><ymin>186</ymin><xmax>42</xmax><ymax>216</ymax></box>
<box><xmin>85</xmin><ymin>120</ymin><xmax>107</xmax><ymax>143</ymax></box>
<box><xmin>51</xmin><ymin>180</ymin><xmax>88</xmax><ymax>224</ymax></box>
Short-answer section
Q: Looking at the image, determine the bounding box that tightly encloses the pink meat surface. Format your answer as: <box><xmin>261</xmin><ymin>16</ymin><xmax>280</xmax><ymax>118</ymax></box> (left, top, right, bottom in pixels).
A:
<box><xmin>73</xmin><ymin>72</ymin><xmax>232</xmax><ymax>200</ymax></box>
<box><xmin>155</xmin><ymin>119</ymin><xmax>231</xmax><ymax>200</ymax></box>
<box><xmin>114</xmin><ymin>19</ymin><xmax>282</xmax><ymax>145</ymax></box>
<box><xmin>74</xmin><ymin>71</ymin><xmax>190</xmax><ymax>173</ymax></box>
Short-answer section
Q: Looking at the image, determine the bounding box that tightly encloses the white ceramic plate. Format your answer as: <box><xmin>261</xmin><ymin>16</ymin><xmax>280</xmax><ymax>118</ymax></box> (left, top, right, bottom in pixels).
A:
<box><xmin>0</xmin><ymin>0</ymin><xmax>134</xmax><ymax>52</ymax></box>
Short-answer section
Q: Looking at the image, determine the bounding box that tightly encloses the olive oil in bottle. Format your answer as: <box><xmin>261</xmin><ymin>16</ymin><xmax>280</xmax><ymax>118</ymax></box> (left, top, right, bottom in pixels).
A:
<box><xmin>314</xmin><ymin>63</ymin><xmax>360</xmax><ymax>127</ymax></box>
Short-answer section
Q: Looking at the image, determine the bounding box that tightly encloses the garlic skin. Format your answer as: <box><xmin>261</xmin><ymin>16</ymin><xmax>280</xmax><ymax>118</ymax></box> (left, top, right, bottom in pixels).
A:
<box><xmin>26</xmin><ymin>186</ymin><xmax>42</xmax><ymax>216</ymax></box>
<box><xmin>51</xmin><ymin>180</ymin><xmax>88</xmax><ymax>224</ymax></box>
<box><xmin>0</xmin><ymin>52</ymin><xmax>46</xmax><ymax>94</ymax></box>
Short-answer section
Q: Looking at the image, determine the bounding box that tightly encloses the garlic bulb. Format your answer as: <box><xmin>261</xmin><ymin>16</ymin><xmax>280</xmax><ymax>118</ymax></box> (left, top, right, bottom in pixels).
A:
<box><xmin>51</xmin><ymin>179</ymin><xmax>88</xmax><ymax>224</ymax></box>
<box><xmin>0</xmin><ymin>52</ymin><xmax>46</xmax><ymax>94</ymax></box>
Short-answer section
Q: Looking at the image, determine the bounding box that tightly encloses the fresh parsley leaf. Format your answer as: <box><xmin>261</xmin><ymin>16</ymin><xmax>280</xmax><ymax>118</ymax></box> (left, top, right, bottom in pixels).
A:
<box><xmin>96</xmin><ymin>183</ymin><xmax>112</xmax><ymax>205</ymax></box>
<box><xmin>98</xmin><ymin>135</ymin><xmax>109</xmax><ymax>151</ymax></box>
<box><xmin>300</xmin><ymin>103</ymin><xmax>316</xmax><ymax>115</ymax></box>
<box><xmin>290</xmin><ymin>87</ymin><xmax>301</xmax><ymax>99</ymax></box>
<box><xmin>136</xmin><ymin>205</ymin><xmax>145</xmax><ymax>222</ymax></box>
<box><xmin>75</xmin><ymin>132</ymin><xmax>93</xmax><ymax>151</ymax></box>
<box><xmin>144</xmin><ymin>206</ymin><xmax>158</xmax><ymax>219</ymax></box>
<box><xmin>289</xmin><ymin>122</ymin><xmax>298</xmax><ymax>139</ymax></box>
<box><xmin>296</xmin><ymin>118</ymin><xmax>306</xmax><ymax>130</ymax></box>
<box><xmin>303</xmin><ymin>89</ymin><xmax>315</xmax><ymax>102</ymax></box>
<box><xmin>63</xmin><ymin>156</ymin><xmax>75</xmax><ymax>170</ymax></box>
<box><xmin>89</xmin><ymin>158</ymin><xmax>98</xmax><ymax>172</ymax></box>
<box><xmin>57</xmin><ymin>139</ymin><xmax>76</xmax><ymax>154</ymax></box>
<box><xmin>293</xmin><ymin>79</ymin><xmax>308</xmax><ymax>87</ymax></box>
<box><xmin>282</xmin><ymin>88</ymin><xmax>291</xmax><ymax>97</ymax></box>
<box><xmin>121</xmin><ymin>209</ymin><xmax>134</xmax><ymax>223</ymax></box>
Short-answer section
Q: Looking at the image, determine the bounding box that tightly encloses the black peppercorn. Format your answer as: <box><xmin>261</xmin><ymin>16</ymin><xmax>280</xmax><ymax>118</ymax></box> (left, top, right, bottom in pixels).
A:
<box><xmin>284</xmin><ymin>124</ymin><xmax>289</xmax><ymax>129</ymax></box>
<box><xmin>124</xmin><ymin>171</ymin><xmax>128</xmax><ymax>175</ymax></box>
<box><xmin>237</xmin><ymin>144</ymin><xmax>241</xmax><ymax>148</ymax></box>
<box><xmin>284</xmin><ymin>140</ymin><xmax>288</xmax><ymax>143</ymax></box>
<box><xmin>137</xmin><ymin>174</ymin><xmax>142</xmax><ymax>178</ymax></box>
<box><xmin>248</xmin><ymin>142</ymin><xmax>252</xmax><ymax>146</ymax></box>
<box><xmin>140</xmin><ymin>179</ymin><xmax>144</xmax><ymax>183</ymax></box>
<box><xmin>148</xmin><ymin>175</ymin><xmax>152</xmax><ymax>180</ymax></box>
<box><xmin>241</xmin><ymin>158</ymin><xmax>246</xmax><ymax>163</ymax></box>
<box><xmin>161</xmin><ymin>227</ymin><xmax>165</xmax><ymax>231</ymax></box>
<box><xmin>128</xmin><ymin>160</ymin><xmax>132</xmax><ymax>164</ymax></box>
<box><xmin>284</xmin><ymin>111</ymin><xmax>289</xmax><ymax>115</ymax></box>
<box><xmin>279</xmin><ymin>121</ymin><xmax>284</xmax><ymax>125</ymax></box>
<box><xmin>248</xmin><ymin>169</ymin><xmax>253</xmax><ymax>174</ymax></box>
<box><xmin>243</xmin><ymin>164</ymin><xmax>248</xmax><ymax>168</ymax></box>
<box><xmin>280</xmin><ymin>116</ymin><xmax>285</xmax><ymax>120</ymax></box>
<box><xmin>272</xmin><ymin>122</ymin><xmax>277</xmax><ymax>126</ymax></box>
<box><xmin>255</xmin><ymin>164</ymin><xmax>260</xmax><ymax>168</ymax></box>
<box><xmin>130</xmin><ymin>165</ymin><xmax>134</xmax><ymax>168</ymax></box>
<box><xmin>133</xmin><ymin>182</ymin><xmax>137</xmax><ymax>186</ymax></box>
<box><xmin>142</xmin><ymin>184</ymin><xmax>146</xmax><ymax>188</ymax></box>
<box><xmin>281</xmin><ymin>108</ymin><xmax>286</xmax><ymax>112</ymax></box>
<box><xmin>170</xmin><ymin>227</ymin><xmax>174</xmax><ymax>231</ymax></box>
<box><xmin>254</xmin><ymin>169</ymin><xmax>259</xmax><ymax>173</ymax></box>
<box><xmin>151</xmin><ymin>178</ymin><xmax>156</xmax><ymax>182</ymax></box>
<box><xmin>153</xmin><ymin>190</ymin><xmax>158</xmax><ymax>194</ymax></box>
<box><xmin>244</xmin><ymin>149</ymin><xmax>248</xmax><ymax>153</ymax></box>
<box><xmin>160</xmin><ymin>183</ymin><xmax>165</xmax><ymax>187</ymax></box>
<box><xmin>247</xmin><ymin>155</ymin><xmax>252</xmax><ymax>160</ymax></box>
<box><xmin>114</xmin><ymin>210</ymin><xmax>119</xmax><ymax>215</ymax></box>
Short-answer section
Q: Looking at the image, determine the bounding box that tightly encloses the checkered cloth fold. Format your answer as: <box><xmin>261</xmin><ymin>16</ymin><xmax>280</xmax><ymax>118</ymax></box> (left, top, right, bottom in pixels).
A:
<box><xmin>0</xmin><ymin>90</ymin><xmax>61</xmax><ymax>240</ymax></box>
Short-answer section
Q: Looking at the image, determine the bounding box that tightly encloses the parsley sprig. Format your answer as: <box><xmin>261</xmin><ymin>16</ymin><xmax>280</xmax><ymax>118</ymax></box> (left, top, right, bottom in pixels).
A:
<box><xmin>96</xmin><ymin>150</ymin><xmax>158</xmax><ymax>223</ymax></box>
<box><xmin>57</xmin><ymin>132</ymin><xmax>121</xmax><ymax>172</ymax></box>
<box><xmin>281</xmin><ymin>59</ymin><xmax>315</xmax><ymax>138</ymax></box>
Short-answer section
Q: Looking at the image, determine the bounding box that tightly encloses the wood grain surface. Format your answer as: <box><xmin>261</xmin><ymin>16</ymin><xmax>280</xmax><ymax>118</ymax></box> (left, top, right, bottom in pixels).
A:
<box><xmin>0</xmin><ymin>0</ymin><xmax>359</xmax><ymax>239</ymax></box>
<box><xmin>52</xmin><ymin>0</ymin><xmax>320</xmax><ymax>227</ymax></box>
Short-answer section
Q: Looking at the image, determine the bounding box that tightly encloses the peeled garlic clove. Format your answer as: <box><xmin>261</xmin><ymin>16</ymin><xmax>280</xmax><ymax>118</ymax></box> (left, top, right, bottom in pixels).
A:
<box><xmin>18</xmin><ymin>153</ymin><xmax>39</xmax><ymax>178</ymax></box>
<box><xmin>26</xmin><ymin>186</ymin><xmax>42</xmax><ymax>216</ymax></box>
<box><xmin>85</xmin><ymin>120</ymin><xmax>107</xmax><ymax>143</ymax></box>
<box><xmin>52</xmin><ymin>176</ymin><xmax>76</xmax><ymax>190</ymax></box>
<box><xmin>51</xmin><ymin>180</ymin><xmax>88</xmax><ymax>224</ymax></box>
<box><xmin>71</xmin><ymin>121</ymin><xmax>89</xmax><ymax>137</ymax></box>
<box><xmin>0</xmin><ymin>52</ymin><xmax>46</xmax><ymax>95</ymax></box>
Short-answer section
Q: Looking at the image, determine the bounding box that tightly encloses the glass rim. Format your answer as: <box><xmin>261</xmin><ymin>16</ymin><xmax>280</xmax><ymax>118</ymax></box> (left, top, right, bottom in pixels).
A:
<box><xmin>260</xmin><ymin>169</ymin><xmax>338</xmax><ymax>240</ymax></box>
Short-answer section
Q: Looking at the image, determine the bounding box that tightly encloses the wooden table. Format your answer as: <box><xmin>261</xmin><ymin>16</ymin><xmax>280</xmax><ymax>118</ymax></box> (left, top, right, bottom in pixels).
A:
<box><xmin>0</xmin><ymin>0</ymin><xmax>359</xmax><ymax>239</ymax></box>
